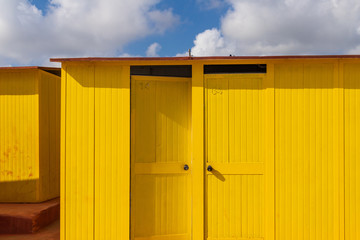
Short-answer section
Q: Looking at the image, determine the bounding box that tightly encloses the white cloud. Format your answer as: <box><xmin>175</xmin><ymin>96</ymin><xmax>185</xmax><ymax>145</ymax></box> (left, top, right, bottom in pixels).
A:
<box><xmin>187</xmin><ymin>0</ymin><xmax>360</xmax><ymax>56</ymax></box>
<box><xmin>146</xmin><ymin>42</ymin><xmax>161</xmax><ymax>57</ymax></box>
<box><xmin>191</xmin><ymin>28</ymin><xmax>234</xmax><ymax>56</ymax></box>
<box><xmin>196</xmin><ymin>0</ymin><xmax>226</xmax><ymax>10</ymax></box>
<box><xmin>148</xmin><ymin>9</ymin><xmax>179</xmax><ymax>33</ymax></box>
<box><xmin>348</xmin><ymin>45</ymin><xmax>360</xmax><ymax>54</ymax></box>
<box><xmin>0</xmin><ymin>0</ymin><xmax>179</xmax><ymax>66</ymax></box>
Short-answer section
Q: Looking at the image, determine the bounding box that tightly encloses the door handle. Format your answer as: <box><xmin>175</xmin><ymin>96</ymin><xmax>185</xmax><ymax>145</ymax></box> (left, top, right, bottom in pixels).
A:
<box><xmin>207</xmin><ymin>165</ymin><xmax>213</xmax><ymax>172</ymax></box>
<box><xmin>184</xmin><ymin>164</ymin><xmax>189</xmax><ymax>171</ymax></box>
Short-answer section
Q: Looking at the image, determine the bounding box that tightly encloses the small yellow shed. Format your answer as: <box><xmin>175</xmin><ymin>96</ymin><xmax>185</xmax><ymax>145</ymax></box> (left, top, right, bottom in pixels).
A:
<box><xmin>0</xmin><ymin>67</ymin><xmax>60</xmax><ymax>202</ymax></box>
<box><xmin>51</xmin><ymin>56</ymin><xmax>360</xmax><ymax>240</ymax></box>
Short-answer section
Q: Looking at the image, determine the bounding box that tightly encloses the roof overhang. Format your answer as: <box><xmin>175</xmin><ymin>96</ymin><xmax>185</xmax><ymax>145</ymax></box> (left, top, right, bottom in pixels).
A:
<box><xmin>50</xmin><ymin>55</ymin><xmax>360</xmax><ymax>63</ymax></box>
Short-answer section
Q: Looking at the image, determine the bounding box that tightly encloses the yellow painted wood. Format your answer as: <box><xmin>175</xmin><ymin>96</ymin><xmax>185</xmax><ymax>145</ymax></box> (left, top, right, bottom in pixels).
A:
<box><xmin>94</xmin><ymin>65</ymin><xmax>130</xmax><ymax>240</ymax></box>
<box><xmin>0</xmin><ymin>70</ymin><xmax>39</xmax><ymax>201</ymax></box>
<box><xmin>135</xmin><ymin>163</ymin><xmax>191</xmax><ymax>174</ymax></box>
<box><xmin>204</xmin><ymin>163</ymin><xmax>264</xmax><ymax>175</ymax></box>
<box><xmin>274</xmin><ymin>62</ymin><xmax>344</xmax><ymax>240</ymax></box>
<box><xmin>0</xmin><ymin>69</ymin><xmax>60</xmax><ymax>202</ymax></box>
<box><xmin>206</xmin><ymin>238</ymin><xmax>263</xmax><ymax>240</ymax></box>
<box><xmin>108</xmin><ymin>58</ymin><xmax>344</xmax><ymax>67</ymax></box>
<box><xmin>264</xmin><ymin>64</ymin><xmax>275</xmax><ymax>240</ymax></box>
<box><xmin>205</xmin><ymin>73</ymin><xmax>274</xmax><ymax>240</ymax></box>
<box><xmin>338</xmin><ymin>62</ymin><xmax>345</xmax><ymax>240</ymax></box>
<box><xmin>60</xmin><ymin>66</ymin><xmax>66</xmax><ymax>240</ymax></box>
<box><xmin>64</xmin><ymin>64</ymin><xmax>95</xmax><ymax>240</ymax></box>
<box><xmin>344</xmin><ymin>62</ymin><xmax>360</xmax><ymax>240</ymax></box>
<box><xmin>61</xmin><ymin>63</ymin><xmax>131</xmax><ymax>240</ymax></box>
<box><xmin>38</xmin><ymin>70</ymin><xmax>50</xmax><ymax>202</ymax></box>
<box><xmin>132</xmin><ymin>75</ymin><xmax>190</xmax><ymax>82</ymax></box>
<box><xmin>135</xmin><ymin>234</ymin><xmax>189</xmax><ymax>240</ymax></box>
<box><xmin>192</xmin><ymin>63</ymin><xmax>205</xmax><ymax>240</ymax></box>
<box><xmin>131</xmin><ymin>75</ymin><xmax>192</xmax><ymax>240</ymax></box>
<box><xmin>39</xmin><ymin>70</ymin><xmax>61</xmax><ymax>201</ymax></box>
<box><xmin>59</xmin><ymin>58</ymin><xmax>360</xmax><ymax>240</ymax></box>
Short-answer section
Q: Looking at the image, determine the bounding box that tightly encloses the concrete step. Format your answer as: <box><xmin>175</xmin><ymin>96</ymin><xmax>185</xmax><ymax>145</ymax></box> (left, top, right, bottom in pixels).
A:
<box><xmin>0</xmin><ymin>198</ymin><xmax>60</xmax><ymax>234</ymax></box>
<box><xmin>0</xmin><ymin>220</ymin><xmax>59</xmax><ymax>240</ymax></box>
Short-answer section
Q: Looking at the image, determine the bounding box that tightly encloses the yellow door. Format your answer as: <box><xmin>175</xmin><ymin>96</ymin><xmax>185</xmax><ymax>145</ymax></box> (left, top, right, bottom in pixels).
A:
<box><xmin>205</xmin><ymin>74</ymin><xmax>274</xmax><ymax>240</ymax></box>
<box><xmin>131</xmin><ymin>75</ymin><xmax>192</xmax><ymax>240</ymax></box>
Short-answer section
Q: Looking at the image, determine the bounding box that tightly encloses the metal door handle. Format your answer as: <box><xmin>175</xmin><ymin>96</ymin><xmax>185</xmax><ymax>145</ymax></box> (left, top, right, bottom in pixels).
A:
<box><xmin>207</xmin><ymin>165</ymin><xmax>213</xmax><ymax>172</ymax></box>
<box><xmin>184</xmin><ymin>164</ymin><xmax>189</xmax><ymax>171</ymax></box>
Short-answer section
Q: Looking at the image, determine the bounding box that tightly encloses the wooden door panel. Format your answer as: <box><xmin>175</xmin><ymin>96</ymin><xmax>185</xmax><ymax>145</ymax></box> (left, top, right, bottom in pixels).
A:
<box><xmin>205</xmin><ymin>74</ymin><xmax>274</xmax><ymax>240</ymax></box>
<box><xmin>131</xmin><ymin>76</ymin><xmax>191</xmax><ymax>240</ymax></box>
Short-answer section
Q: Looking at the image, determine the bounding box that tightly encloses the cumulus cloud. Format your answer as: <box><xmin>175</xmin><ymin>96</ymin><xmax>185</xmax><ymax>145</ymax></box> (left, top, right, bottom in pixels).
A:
<box><xmin>191</xmin><ymin>28</ymin><xmax>233</xmax><ymax>56</ymax></box>
<box><xmin>0</xmin><ymin>0</ymin><xmax>179</xmax><ymax>66</ymax></box>
<box><xmin>196</xmin><ymin>0</ymin><xmax>226</xmax><ymax>10</ymax></box>
<box><xmin>188</xmin><ymin>0</ymin><xmax>360</xmax><ymax>56</ymax></box>
<box><xmin>146</xmin><ymin>42</ymin><xmax>161</xmax><ymax>57</ymax></box>
<box><xmin>348</xmin><ymin>45</ymin><xmax>360</xmax><ymax>54</ymax></box>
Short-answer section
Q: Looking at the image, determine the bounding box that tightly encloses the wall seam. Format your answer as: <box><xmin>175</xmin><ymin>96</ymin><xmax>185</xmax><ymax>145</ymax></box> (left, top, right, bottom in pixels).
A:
<box><xmin>342</xmin><ymin>61</ymin><xmax>345</xmax><ymax>240</ymax></box>
<box><xmin>48</xmin><ymin>73</ymin><xmax>51</xmax><ymax>199</ymax></box>
<box><xmin>64</xmin><ymin>66</ymin><xmax>67</xmax><ymax>240</ymax></box>
<box><xmin>93</xmin><ymin>64</ymin><xmax>96</xmax><ymax>240</ymax></box>
<box><xmin>273</xmin><ymin>63</ymin><xmax>276</xmax><ymax>240</ymax></box>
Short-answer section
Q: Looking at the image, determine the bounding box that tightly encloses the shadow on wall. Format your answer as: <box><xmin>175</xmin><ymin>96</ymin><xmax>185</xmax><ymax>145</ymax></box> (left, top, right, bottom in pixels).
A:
<box><xmin>0</xmin><ymin>69</ymin><xmax>60</xmax><ymax>202</ymax></box>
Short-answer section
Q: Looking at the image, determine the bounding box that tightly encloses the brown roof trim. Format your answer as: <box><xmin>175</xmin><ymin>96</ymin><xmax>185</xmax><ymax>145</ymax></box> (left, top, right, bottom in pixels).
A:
<box><xmin>0</xmin><ymin>66</ymin><xmax>61</xmax><ymax>77</ymax></box>
<box><xmin>50</xmin><ymin>57</ymin><xmax>192</xmax><ymax>62</ymax></box>
<box><xmin>0</xmin><ymin>66</ymin><xmax>60</xmax><ymax>71</ymax></box>
<box><xmin>50</xmin><ymin>55</ymin><xmax>360</xmax><ymax>62</ymax></box>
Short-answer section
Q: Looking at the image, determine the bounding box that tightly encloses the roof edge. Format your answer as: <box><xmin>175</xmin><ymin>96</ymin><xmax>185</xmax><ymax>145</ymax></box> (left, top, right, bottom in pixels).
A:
<box><xmin>0</xmin><ymin>66</ymin><xmax>60</xmax><ymax>71</ymax></box>
<box><xmin>50</xmin><ymin>57</ymin><xmax>192</xmax><ymax>62</ymax></box>
<box><xmin>0</xmin><ymin>66</ymin><xmax>61</xmax><ymax>77</ymax></box>
<box><xmin>50</xmin><ymin>55</ymin><xmax>360</xmax><ymax>62</ymax></box>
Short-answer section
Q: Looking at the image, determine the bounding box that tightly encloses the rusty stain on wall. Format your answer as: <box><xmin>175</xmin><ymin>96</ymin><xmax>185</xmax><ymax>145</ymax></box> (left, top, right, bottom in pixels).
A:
<box><xmin>0</xmin><ymin>141</ymin><xmax>35</xmax><ymax>182</ymax></box>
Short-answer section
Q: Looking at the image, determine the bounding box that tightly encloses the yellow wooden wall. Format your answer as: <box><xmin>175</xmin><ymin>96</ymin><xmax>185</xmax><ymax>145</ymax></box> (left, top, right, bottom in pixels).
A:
<box><xmin>0</xmin><ymin>70</ymin><xmax>39</xmax><ymax>201</ymax></box>
<box><xmin>63</xmin><ymin>64</ymin><xmax>94</xmax><ymax>240</ymax></box>
<box><xmin>344</xmin><ymin>62</ymin><xmax>360</xmax><ymax>240</ymax></box>
<box><xmin>94</xmin><ymin>65</ymin><xmax>130</xmax><ymax>239</ymax></box>
<box><xmin>60</xmin><ymin>59</ymin><xmax>360</xmax><ymax>240</ymax></box>
<box><xmin>275</xmin><ymin>61</ymin><xmax>344</xmax><ymax>240</ymax></box>
<box><xmin>0</xmin><ymin>69</ymin><xmax>60</xmax><ymax>202</ymax></box>
<box><xmin>39</xmin><ymin>70</ymin><xmax>61</xmax><ymax>201</ymax></box>
<box><xmin>61</xmin><ymin>63</ymin><xmax>130</xmax><ymax>240</ymax></box>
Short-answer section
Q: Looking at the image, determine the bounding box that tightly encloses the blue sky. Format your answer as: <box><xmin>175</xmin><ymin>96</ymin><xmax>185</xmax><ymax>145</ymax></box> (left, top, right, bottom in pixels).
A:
<box><xmin>1</xmin><ymin>0</ymin><xmax>360</xmax><ymax>66</ymax></box>
<box><xmin>31</xmin><ymin>0</ymin><xmax>227</xmax><ymax>57</ymax></box>
<box><xmin>125</xmin><ymin>0</ymin><xmax>226</xmax><ymax>57</ymax></box>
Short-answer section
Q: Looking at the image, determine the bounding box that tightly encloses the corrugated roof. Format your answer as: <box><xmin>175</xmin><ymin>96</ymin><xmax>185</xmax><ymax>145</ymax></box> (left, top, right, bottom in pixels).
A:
<box><xmin>50</xmin><ymin>55</ymin><xmax>360</xmax><ymax>62</ymax></box>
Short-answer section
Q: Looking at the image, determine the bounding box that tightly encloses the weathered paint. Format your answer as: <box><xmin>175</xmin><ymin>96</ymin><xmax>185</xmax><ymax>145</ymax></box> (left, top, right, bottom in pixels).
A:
<box><xmin>57</xmin><ymin>57</ymin><xmax>360</xmax><ymax>240</ymax></box>
<box><xmin>0</xmin><ymin>68</ymin><xmax>60</xmax><ymax>202</ymax></box>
